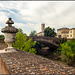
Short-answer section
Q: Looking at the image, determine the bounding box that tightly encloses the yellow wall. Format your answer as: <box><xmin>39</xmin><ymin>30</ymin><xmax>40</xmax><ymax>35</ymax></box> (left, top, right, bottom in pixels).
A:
<box><xmin>57</xmin><ymin>28</ymin><xmax>75</xmax><ymax>39</ymax></box>
<box><xmin>73</xmin><ymin>29</ymin><xmax>75</xmax><ymax>38</ymax></box>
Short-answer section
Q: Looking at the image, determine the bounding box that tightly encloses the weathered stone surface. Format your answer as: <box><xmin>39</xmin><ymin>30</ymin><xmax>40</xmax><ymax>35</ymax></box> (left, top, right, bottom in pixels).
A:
<box><xmin>0</xmin><ymin>18</ymin><xmax>18</xmax><ymax>53</ymax></box>
<box><xmin>1</xmin><ymin>18</ymin><xmax>18</xmax><ymax>33</ymax></box>
<box><xmin>0</xmin><ymin>42</ymin><xmax>7</xmax><ymax>50</ymax></box>
<box><xmin>1</xmin><ymin>26</ymin><xmax>18</xmax><ymax>33</ymax></box>
<box><xmin>0</xmin><ymin>50</ymin><xmax>75</xmax><ymax>74</ymax></box>
<box><xmin>0</xmin><ymin>57</ymin><xmax>10</xmax><ymax>74</ymax></box>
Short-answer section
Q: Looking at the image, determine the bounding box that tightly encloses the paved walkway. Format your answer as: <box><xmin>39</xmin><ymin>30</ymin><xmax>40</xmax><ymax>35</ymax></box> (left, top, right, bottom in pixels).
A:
<box><xmin>0</xmin><ymin>50</ymin><xmax>75</xmax><ymax>74</ymax></box>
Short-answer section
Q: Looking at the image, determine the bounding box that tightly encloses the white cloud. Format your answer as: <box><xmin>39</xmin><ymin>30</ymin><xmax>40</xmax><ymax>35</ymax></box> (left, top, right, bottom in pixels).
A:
<box><xmin>14</xmin><ymin>22</ymin><xmax>41</xmax><ymax>35</ymax></box>
<box><xmin>0</xmin><ymin>12</ymin><xmax>8</xmax><ymax>23</ymax></box>
<box><xmin>0</xmin><ymin>1</ymin><xmax>75</xmax><ymax>35</ymax></box>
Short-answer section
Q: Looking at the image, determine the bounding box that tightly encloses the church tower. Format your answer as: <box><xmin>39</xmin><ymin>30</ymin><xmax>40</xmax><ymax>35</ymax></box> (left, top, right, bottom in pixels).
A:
<box><xmin>41</xmin><ymin>23</ymin><xmax>45</xmax><ymax>32</ymax></box>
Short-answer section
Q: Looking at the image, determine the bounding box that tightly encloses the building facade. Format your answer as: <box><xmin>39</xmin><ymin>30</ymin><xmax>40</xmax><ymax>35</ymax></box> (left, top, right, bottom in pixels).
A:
<box><xmin>37</xmin><ymin>23</ymin><xmax>45</xmax><ymax>36</ymax></box>
<box><xmin>57</xmin><ymin>28</ymin><xmax>75</xmax><ymax>39</ymax></box>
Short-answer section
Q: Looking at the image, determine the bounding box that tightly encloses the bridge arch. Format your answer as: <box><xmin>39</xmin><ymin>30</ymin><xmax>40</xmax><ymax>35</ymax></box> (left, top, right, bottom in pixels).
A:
<box><xmin>27</xmin><ymin>36</ymin><xmax>61</xmax><ymax>50</ymax></box>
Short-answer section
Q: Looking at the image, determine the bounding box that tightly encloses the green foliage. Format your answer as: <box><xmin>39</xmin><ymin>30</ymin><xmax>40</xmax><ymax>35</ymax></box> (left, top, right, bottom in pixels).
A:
<box><xmin>56</xmin><ymin>39</ymin><xmax>75</xmax><ymax>65</ymax></box>
<box><xmin>18</xmin><ymin>28</ymin><xmax>27</xmax><ymax>36</ymax></box>
<box><xmin>29</xmin><ymin>48</ymin><xmax>36</xmax><ymax>54</ymax></box>
<box><xmin>35</xmin><ymin>42</ymin><xmax>45</xmax><ymax>48</ymax></box>
<box><xmin>13</xmin><ymin>29</ymin><xmax>37</xmax><ymax>54</ymax></box>
<box><xmin>60</xmin><ymin>43</ymin><xmax>75</xmax><ymax>64</ymax></box>
<box><xmin>54</xmin><ymin>45</ymin><xmax>62</xmax><ymax>56</ymax></box>
<box><xmin>0</xmin><ymin>35</ymin><xmax>4</xmax><ymax>39</ymax></box>
<box><xmin>13</xmin><ymin>32</ymin><xmax>27</xmax><ymax>49</ymax></box>
<box><xmin>60</xmin><ymin>38</ymin><xmax>67</xmax><ymax>44</ymax></box>
<box><xmin>44</xmin><ymin>27</ymin><xmax>56</xmax><ymax>37</ymax></box>
<box><xmin>34</xmin><ymin>42</ymin><xmax>45</xmax><ymax>54</ymax></box>
<box><xmin>29</xmin><ymin>30</ymin><xmax>37</xmax><ymax>36</ymax></box>
<box><xmin>67</xmin><ymin>39</ymin><xmax>75</xmax><ymax>54</ymax></box>
<box><xmin>18</xmin><ymin>28</ymin><xmax>23</xmax><ymax>34</ymax></box>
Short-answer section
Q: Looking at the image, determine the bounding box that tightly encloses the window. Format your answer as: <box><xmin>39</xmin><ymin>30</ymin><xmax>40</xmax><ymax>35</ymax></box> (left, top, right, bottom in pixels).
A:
<box><xmin>58</xmin><ymin>35</ymin><xmax>61</xmax><ymax>38</ymax></box>
<box><xmin>67</xmin><ymin>35</ymin><xmax>69</xmax><ymax>37</ymax></box>
<box><xmin>70</xmin><ymin>31</ymin><xmax>72</xmax><ymax>33</ymax></box>
<box><xmin>70</xmin><ymin>35</ymin><xmax>72</xmax><ymax>37</ymax></box>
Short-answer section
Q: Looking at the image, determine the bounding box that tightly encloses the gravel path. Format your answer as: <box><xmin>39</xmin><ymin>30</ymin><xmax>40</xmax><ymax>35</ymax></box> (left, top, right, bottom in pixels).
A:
<box><xmin>0</xmin><ymin>50</ymin><xmax>75</xmax><ymax>74</ymax></box>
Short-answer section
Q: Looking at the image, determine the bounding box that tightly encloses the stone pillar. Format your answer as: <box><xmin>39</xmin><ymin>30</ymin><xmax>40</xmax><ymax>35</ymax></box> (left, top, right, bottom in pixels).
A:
<box><xmin>0</xmin><ymin>18</ymin><xmax>18</xmax><ymax>53</ymax></box>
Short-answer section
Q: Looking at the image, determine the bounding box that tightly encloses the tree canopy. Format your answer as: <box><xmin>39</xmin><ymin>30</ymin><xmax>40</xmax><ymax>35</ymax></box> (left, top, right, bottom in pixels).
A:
<box><xmin>29</xmin><ymin>30</ymin><xmax>37</xmax><ymax>36</ymax></box>
<box><xmin>18</xmin><ymin>28</ymin><xmax>27</xmax><ymax>36</ymax></box>
<box><xmin>13</xmin><ymin>29</ymin><xmax>37</xmax><ymax>54</ymax></box>
<box><xmin>57</xmin><ymin>39</ymin><xmax>75</xmax><ymax>65</ymax></box>
<box><xmin>44</xmin><ymin>27</ymin><xmax>56</xmax><ymax>37</ymax></box>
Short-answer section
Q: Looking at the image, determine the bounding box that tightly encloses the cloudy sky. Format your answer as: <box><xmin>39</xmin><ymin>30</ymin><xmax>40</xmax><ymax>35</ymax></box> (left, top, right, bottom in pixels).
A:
<box><xmin>0</xmin><ymin>1</ymin><xmax>75</xmax><ymax>35</ymax></box>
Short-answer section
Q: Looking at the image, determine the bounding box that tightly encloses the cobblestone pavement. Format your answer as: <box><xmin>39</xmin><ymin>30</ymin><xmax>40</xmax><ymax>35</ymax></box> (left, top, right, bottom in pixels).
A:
<box><xmin>0</xmin><ymin>50</ymin><xmax>75</xmax><ymax>74</ymax></box>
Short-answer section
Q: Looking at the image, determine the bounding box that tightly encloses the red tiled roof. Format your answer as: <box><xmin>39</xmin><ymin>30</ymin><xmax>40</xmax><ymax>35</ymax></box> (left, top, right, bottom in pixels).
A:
<box><xmin>57</xmin><ymin>27</ymin><xmax>69</xmax><ymax>31</ymax></box>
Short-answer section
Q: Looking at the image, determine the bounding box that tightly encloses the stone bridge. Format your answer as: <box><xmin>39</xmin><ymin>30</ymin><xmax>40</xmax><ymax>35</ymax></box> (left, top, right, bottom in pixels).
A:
<box><xmin>27</xmin><ymin>36</ymin><xmax>61</xmax><ymax>49</ymax></box>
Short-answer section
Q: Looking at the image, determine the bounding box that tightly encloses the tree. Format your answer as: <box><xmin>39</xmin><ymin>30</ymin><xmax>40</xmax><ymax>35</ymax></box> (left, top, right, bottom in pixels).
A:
<box><xmin>29</xmin><ymin>30</ymin><xmax>37</xmax><ymax>36</ymax></box>
<box><xmin>56</xmin><ymin>39</ymin><xmax>75</xmax><ymax>65</ymax></box>
<box><xmin>18</xmin><ymin>28</ymin><xmax>23</xmax><ymax>34</ymax></box>
<box><xmin>44</xmin><ymin>27</ymin><xmax>56</xmax><ymax>37</ymax></box>
<box><xmin>60</xmin><ymin>38</ymin><xmax>67</xmax><ymax>44</ymax></box>
<box><xmin>13</xmin><ymin>29</ymin><xmax>37</xmax><ymax>54</ymax></box>
<box><xmin>18</xmin><ymin>28</ymin><xmax>27</xmax><ymax>36</ymax></box>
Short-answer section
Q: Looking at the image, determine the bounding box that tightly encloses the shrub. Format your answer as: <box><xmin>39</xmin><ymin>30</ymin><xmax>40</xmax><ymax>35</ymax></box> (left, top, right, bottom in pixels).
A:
<box><xmin>56</xmin><ymin>39</ymin><xmax>75</xmax><ymax>65</ymax></box>
<box><xmin>54</xmin><ymin>45</ymin><xmax>62</xmax><ymax>56</ymax></box>
<box><xmin>60</xmin><ymin>43</ymin><xmax>74</xmax><ymax>64</ymax></box>
<box><xmin>60</xmin><ymin>38</ymin><xmax>67</xmax><ymax>44</ymax></box>
<box><xmin>13</xmin><ymin>29</ymin><xmax>37</xmax><ymax>54</ymax></box>
<box><xmin>67</xmin><ymin>39</ymin><xmax>75</xmax><ymax>53</ymax></box>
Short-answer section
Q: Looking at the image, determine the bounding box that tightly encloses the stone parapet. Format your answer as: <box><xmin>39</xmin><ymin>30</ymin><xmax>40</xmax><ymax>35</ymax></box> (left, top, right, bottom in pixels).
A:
<box><xmin>0</xmin><ymin>50</ymin><xmax>75</xmax><ymax>74</ymax></box>
<box><xmin>0</xmin><ymin>57</ymin><xmax>10</xmax><ymax>74</ymax></box>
